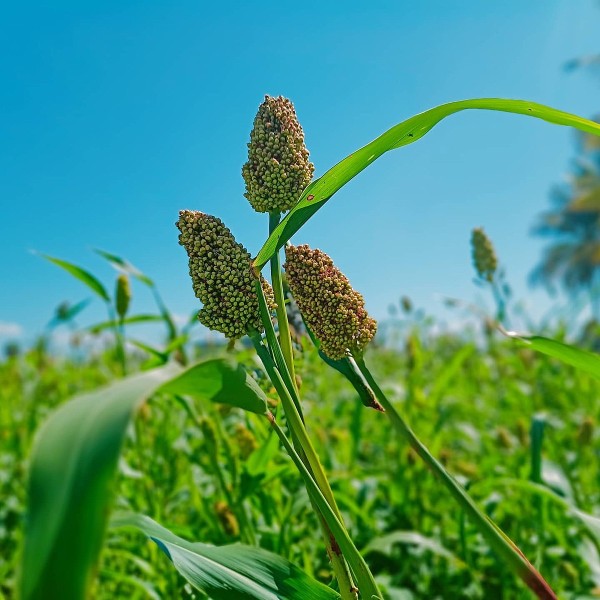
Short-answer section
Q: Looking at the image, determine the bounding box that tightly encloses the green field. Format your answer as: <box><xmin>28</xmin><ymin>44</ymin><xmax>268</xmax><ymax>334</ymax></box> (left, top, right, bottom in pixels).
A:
<box><xmin>2</xmin><ymin>307</ymin><xmax>600</xmax><ymax>599</ymax></box>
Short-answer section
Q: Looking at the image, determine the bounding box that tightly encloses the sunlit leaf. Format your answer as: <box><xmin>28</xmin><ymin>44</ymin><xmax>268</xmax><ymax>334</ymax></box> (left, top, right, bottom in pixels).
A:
<box><xmin>38</xmin><ymin>253</ymin><xmax>110</xmax><ymax>302</ymax></box>
<box><xmin>254</xmin><ymin>99</ymin><xmax>600</xmax><ymax>269</ymax></box>
<box><xmin>113</xmin><ymin>513</ymin><xmax>340</xmax><ymax>600</ymax></box>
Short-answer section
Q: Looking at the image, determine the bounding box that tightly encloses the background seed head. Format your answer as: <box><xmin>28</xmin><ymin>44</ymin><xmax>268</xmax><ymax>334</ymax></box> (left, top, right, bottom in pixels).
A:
<box><xmin>471</xmin><ymin>227</ymin><xmax>498</xmax><ymax>282</ymax></box>
<box><xmin>176</xmin><ymin>210</ymin><xmax>275</xmax><ymax>339</ymax></box>
<box><xmin>115</xmin><ymin>274</ymin><xmax>131</xmax><ymax>320</ymax></box>
<box><xmin>284</xmin><ymin>244</ymin><xmax>377</xmax><ymax>360</ymax></box>
<box><xmin>242</xmin><ymin>95</ymin><xmax>314</xmax><ymax>213</ymax></box>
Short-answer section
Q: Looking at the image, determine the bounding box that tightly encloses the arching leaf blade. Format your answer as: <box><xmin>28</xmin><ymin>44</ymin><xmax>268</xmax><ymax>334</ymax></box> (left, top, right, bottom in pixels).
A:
<box><xmin>38</xmin><ymin>253</ymin><xmax>110</xmax><ymax>302</ymax></box>
<box><xmin>113</xmin><ymin>513</ymin><xmax>340</xmax><ymax>600</ymax></box>
<box><xmin>253</xmin><ymin>98</ymin><xmax>600</xmax><ymax>270</ymax></box>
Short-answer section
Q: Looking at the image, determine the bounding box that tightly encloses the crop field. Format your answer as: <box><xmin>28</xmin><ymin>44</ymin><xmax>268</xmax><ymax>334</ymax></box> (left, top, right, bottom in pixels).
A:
<box><xmin>4</xmin><ymin>94</ymin><xmax>600</xmax><ymax>600</ymax></box>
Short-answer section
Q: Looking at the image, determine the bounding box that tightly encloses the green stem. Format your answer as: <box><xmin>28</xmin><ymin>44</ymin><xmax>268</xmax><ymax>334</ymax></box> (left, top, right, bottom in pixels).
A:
<box><xmin>267</xmin><ymin>411</ymin><xmax>380</xmax><ymax>600</ymax></box>
<box><xmin>108</xmin><ymin>305</ymin><xmax>127</xmax><ymax>375</ymax></box>
<box><xmin>250</xmin><ymin>332</ymin><xmax>343</xmax><ymax>522</ymax></box>
<box><xmin>353</xmin><ymin>355</ymin><xmax>557</xmax><ymax>600</ymax></box>
<box><xmin>269</xmin><ymin>212</ymin><xmax>297</xmax><ymax>394</ymax></box>
<box><xmin>250</xmin><ymin>332</ymin><xmax>357</xmax><ymax>599</ymax></box>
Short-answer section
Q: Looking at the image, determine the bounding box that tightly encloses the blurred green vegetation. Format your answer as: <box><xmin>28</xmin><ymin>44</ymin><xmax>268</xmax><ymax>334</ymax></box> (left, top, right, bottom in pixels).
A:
<box><xmin>2</xmin><ymin>302</ymin><xmax>600</xmax><ymax>600</ymax></box>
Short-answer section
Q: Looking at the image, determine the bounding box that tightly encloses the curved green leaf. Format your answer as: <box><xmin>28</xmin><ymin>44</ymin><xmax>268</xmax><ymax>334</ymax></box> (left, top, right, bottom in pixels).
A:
<box><xmin>158</xmin><ymin>358</ymin><xmax>268</xmax><ymax>415</ymax></box>
<box><xmin>94</xmin><ymin>248</ymin><xmax>154</xmax><ymax>287</ymax></box>
<box><xmin>21</xmin><ymin>363</ymin><xmax>181</xmax><ymax>600</ymax></box>
<box><xmin>21</xmin><ymin>358</ymin><xmax>268</xmax><ymax>599</ymax></box>
<box><xmin>38</xmin><ymin>253</ymin><xmax>110</xmax><ymax>302</ymax></box>
<box><xmin>113</xmin><ymin>513</ymin><xmax>340</xmax><ymax>600</ymax></box>
<box><xmin>87</xmin><ymin>314</ymin><xmax>164</xmax><ymax>333</ymax></box>
<box><xmin>253</xmin><ymin>98</ymin><xmax>600</xmax><ymax>269</ymax></box>
<box><xmin>506</xmin><ymin>332</ymin><xmax>600</xmax><ymax>379</ymax></box>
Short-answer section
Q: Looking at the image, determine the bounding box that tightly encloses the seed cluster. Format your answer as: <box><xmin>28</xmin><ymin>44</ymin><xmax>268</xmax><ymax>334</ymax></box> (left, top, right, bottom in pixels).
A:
<box><xmin>242</xmin><ymin>95</ymin><xmax>314</xmax><ymax>213</ymax></box>
<box><xmin>284</xmin><ymin>245</ymin><xmax>377</xmax><ymax>360</ymax></box>
<box><xmin>115</xmin><ymin>274</ymin><xmax>131</xmax><ymax>320</ymax></box>
<box><xmin>471</xmin><ymin>227</ymin><xmax>498</xmax><ymax>282</ymax></box>
<box><xmin>176</xmin><ymin>210</ymin><xmax>275</xmax><ymax>339</ymax></box>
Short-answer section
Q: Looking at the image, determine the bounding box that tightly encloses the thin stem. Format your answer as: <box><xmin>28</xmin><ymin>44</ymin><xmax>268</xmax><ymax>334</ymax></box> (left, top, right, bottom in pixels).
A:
<box><xmin>267</xmin><ymin>411</ymin><xmax>380</xmax><ymax>600</ymax></box>
<box><xmin>250</xmin><ymin>332</ymin><xmax>343</xmax><ymax>522</ymax></box>
<box><xmin>250</xmin><ymin>331</ymin><xmax>357</xmax><ymax>599</ymax></box>
<box><xmin>353</xmin><ymin>355</ymin><xmax>558</xmax><ymax>600</ymax></box>
<box><xmin>269</xmin><ymin>212</ymin><xmax>298</xmax><ymax>395</ymax></box>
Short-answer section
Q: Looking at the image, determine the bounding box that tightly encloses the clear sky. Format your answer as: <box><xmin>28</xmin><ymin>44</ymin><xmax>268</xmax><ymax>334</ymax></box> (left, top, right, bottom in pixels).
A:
<box><xmin>2</xmin><ymin>1</ymin><xmax>600</xmax><ymax>345</ymax></box>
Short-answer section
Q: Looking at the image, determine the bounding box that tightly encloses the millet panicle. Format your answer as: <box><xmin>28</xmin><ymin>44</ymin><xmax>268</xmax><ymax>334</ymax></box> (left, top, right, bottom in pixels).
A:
<box><xmin>242</xmin><ymin>95</ymin><xmax>314</xmax><ymax>213</ymax></box>
<box><xmin>176</xmin><ymin>210</ymin><xmax>275</xmax><ymax>339</ymax></box>
<box><xmin>471</xmin><ymin>227</ymin><xmax>498</xmax><ymax>283</ymax></box>
<box><xmin>284</xmin><ymin>244</ymin><xmax>377</xmax><ymax>360</ymax></box>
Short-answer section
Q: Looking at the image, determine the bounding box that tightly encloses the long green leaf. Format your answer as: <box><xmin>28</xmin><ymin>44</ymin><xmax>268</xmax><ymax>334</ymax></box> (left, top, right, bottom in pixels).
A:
<box><xmin>253</xmin><ymin>98</ymin><xmax>600</xmax><ymax>269</ymax></box>
<box><xmin>38</xmin><ymin>253</ymin><xmax>110</xmax><ymax>302</ymax></box>
<box><xmin>94</xmin><ymin>248</ymin><xmax>154</xmax><ymax>287</ymax></box>
<box><xmin>21</xmin><ymin>358</ymin><xmax>268</xmax><ymax>599</ymax></box>
<box><xmin>113</xmin><ymin>513</ymin><xmax>340</xmax><ymax>600</ymax></box>
<box><xmin>506</xmin><ymin>331</ymin><xmax>600</xmax><ymax>379</ymax></box>
<box><xmin>21</xmin><ymin>363</ymin><xmax>181</xmax><ymax>600</ymax></box>
<box><xmin>87</xmin><ymin>314</ymin><xmax>164</xmax><ymax>333</ymax></box>
<box><xmin>353</xmin><ymin>357</ymin><xmax>557</xmax><ymax>600</ymax></box>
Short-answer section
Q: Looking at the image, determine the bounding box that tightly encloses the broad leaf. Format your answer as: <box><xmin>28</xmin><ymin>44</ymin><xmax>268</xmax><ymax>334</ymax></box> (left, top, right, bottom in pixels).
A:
<box><xmin>21</xmin><ymin>363</ymin><xmax>181</xmax><ymax>600</ymax></box>
<box><xmin>158</xmin><ymin>358</ymin><xmax>268</xmax><ymax>415</ymax></box>
<box><xmin>113</xmin><ymin>513</ymin><xmax>340</xmax><ymax>600</ymax></box>
<box><xmin>254</xmin><ymin>98</ymin><xmax>600</xmax><ymax>269</ymax></box>
<box><xmin>21</xmin><ymin>358</ymin><xmax>268</xmax><ymax>599</ymax></box>
<box><xmin>38</xmin><ymin>253</ymin><xmax>110</xmax><ymax>302</ymax></box>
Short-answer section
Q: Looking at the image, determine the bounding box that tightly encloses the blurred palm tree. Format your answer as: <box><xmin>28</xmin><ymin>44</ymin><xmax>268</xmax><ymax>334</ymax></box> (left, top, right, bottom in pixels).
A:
<box><xmin>530</xmin><ymin>124</ymin><xmax>600</xmax><ymax>318</ymax></box>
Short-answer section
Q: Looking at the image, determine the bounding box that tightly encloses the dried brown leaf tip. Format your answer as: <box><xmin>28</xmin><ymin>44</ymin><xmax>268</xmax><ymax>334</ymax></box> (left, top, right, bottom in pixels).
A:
<box><xmin>176</xmin><ymin>210</ymin><xmax>275</xmax><ymax>339</ymax></box>
<box><xmin>471</xmin><ymin>227</ymin><xmax>498</xmax><ymax>283</ymax></box>
<box><xmin>284</xmin><ymin>244</ymin><xmax>377</xmax><ymax>360</ymax></box>
<box><xmin>242</xmin><ymin>95</ymin><xmax>314</xmax><ymax>213</ymax></box>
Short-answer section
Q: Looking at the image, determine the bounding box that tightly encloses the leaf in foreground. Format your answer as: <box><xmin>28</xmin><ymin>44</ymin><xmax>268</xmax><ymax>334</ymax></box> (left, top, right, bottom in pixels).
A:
<box><xmin>113</xmin><ymin>513</ymin><xmax>340</xmax><ymax>600</ymax></box>
<box><xmin>21</xmin><ymin>359</ymin><xmax>267</xmax><ymax>600</ymax></box>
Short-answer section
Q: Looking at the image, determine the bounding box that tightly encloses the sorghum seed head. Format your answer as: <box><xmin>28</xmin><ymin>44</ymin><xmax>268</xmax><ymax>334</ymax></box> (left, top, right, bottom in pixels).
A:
<box><xmin>115</xmin><ymin>274</ymin><xmax>131</xmax><ymax>320</ymax></box>
<box><xmin>214</xmin><ymin>501</ymin><xmax>239</xmax><ymax>538</ymax></box>
<box><xmin>471</xmin><ymin>227</ymin><xmax>498</xmax><ymax>282</ymax></box>
<box><xmin>284</xmin><ymin>245</ymin><xmax>377</xmax><ymax>360</ymax></box>
<box><xmin>578</xmin><ymin>416</ymin><xmax>595</xmax><ymax>446</ymax></box>
<box><xmin>242</xmin><ymin>95</ymin><xmax>314</xmax><ymax>213</ymax></box>
<box><xmin>176</xmin><ymin>210</ymin><xmax>275</xmax><ymax>339</ymax></box>
<box><xmin>234</xmin><ymin>424</ymin><xmax>258</xmax><ymax>459</ymax></box>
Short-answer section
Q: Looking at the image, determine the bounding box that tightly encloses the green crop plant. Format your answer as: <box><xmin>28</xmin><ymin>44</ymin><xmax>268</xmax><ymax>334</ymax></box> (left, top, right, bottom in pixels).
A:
<box><xmin>17</xmin><ymin>95</ymin><xmax>600</xmax><ymax>600</ymax></box>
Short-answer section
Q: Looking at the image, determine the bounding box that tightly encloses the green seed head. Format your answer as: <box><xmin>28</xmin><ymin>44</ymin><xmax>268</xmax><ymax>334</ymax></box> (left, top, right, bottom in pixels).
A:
<box><xmin>471</xmin><ymin>227</ymin><xmax>498</xmax><ymax>282</ymax></box>
<box><xmin>234</xmin><ymin>424</ymin><xmax>258</xmax><ymax>459</ymax></box>
<box><xmin>214</xmin><ymin>501</ymin><xmax>239</xmax><ymax>538</ymax></box>
<box><xmin>284</xmin><ymin>244</ymin><xmax>377</xmax><ymax>360</ymax></box>
<box><xmin>176</xmin><ymin>210</ymin><xmax>275</xmax><ymax>339</ymax></box>
<box><xmin>115</xmin><ymin>274</ymin><xmax>131</xmax><ymax>320</ymax></box>
<box><xmin>242</xmin><ymin>95</ymin><xmax>314</xmax><ymax>213</ymax></box>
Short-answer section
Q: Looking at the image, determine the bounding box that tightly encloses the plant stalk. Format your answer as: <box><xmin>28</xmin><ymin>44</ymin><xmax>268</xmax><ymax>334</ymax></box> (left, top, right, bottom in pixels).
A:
<box><xmin>353</xmin><ymin>355</ymin><xmax>558</xmax><ymax>600</ymax></box>
<box><xmin>269</xmin><ymin>212</ymin><xmax>298</xmax><ymax>394</ymax></box>
<box><xmin>267</xmin><ymin>411</ymin><xmax>380</xmax><ymax>600</ymax></box>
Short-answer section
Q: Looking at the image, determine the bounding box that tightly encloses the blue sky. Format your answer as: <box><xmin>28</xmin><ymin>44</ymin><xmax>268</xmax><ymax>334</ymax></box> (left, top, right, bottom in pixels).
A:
<box><xmin>1</xmin><ymin>1</ymin><xmax>600</xmax><ymax>344</ymax></box>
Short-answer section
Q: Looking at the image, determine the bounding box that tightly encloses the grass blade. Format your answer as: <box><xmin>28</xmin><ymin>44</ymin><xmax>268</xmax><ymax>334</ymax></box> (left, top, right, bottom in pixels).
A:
<box><xmin>506</xmin><ymin>331</ymin><xmax>600</xmax><ymax>379</ymax></box>
<box><xmin>38</xmin><ymin>253</ymin><xmax>110</xmax><ymax>302</ymax></box>
<box><xmin>253</xmin><ymin>98</ymin><xmax>600</xmax><ymax>269</ymax></box>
